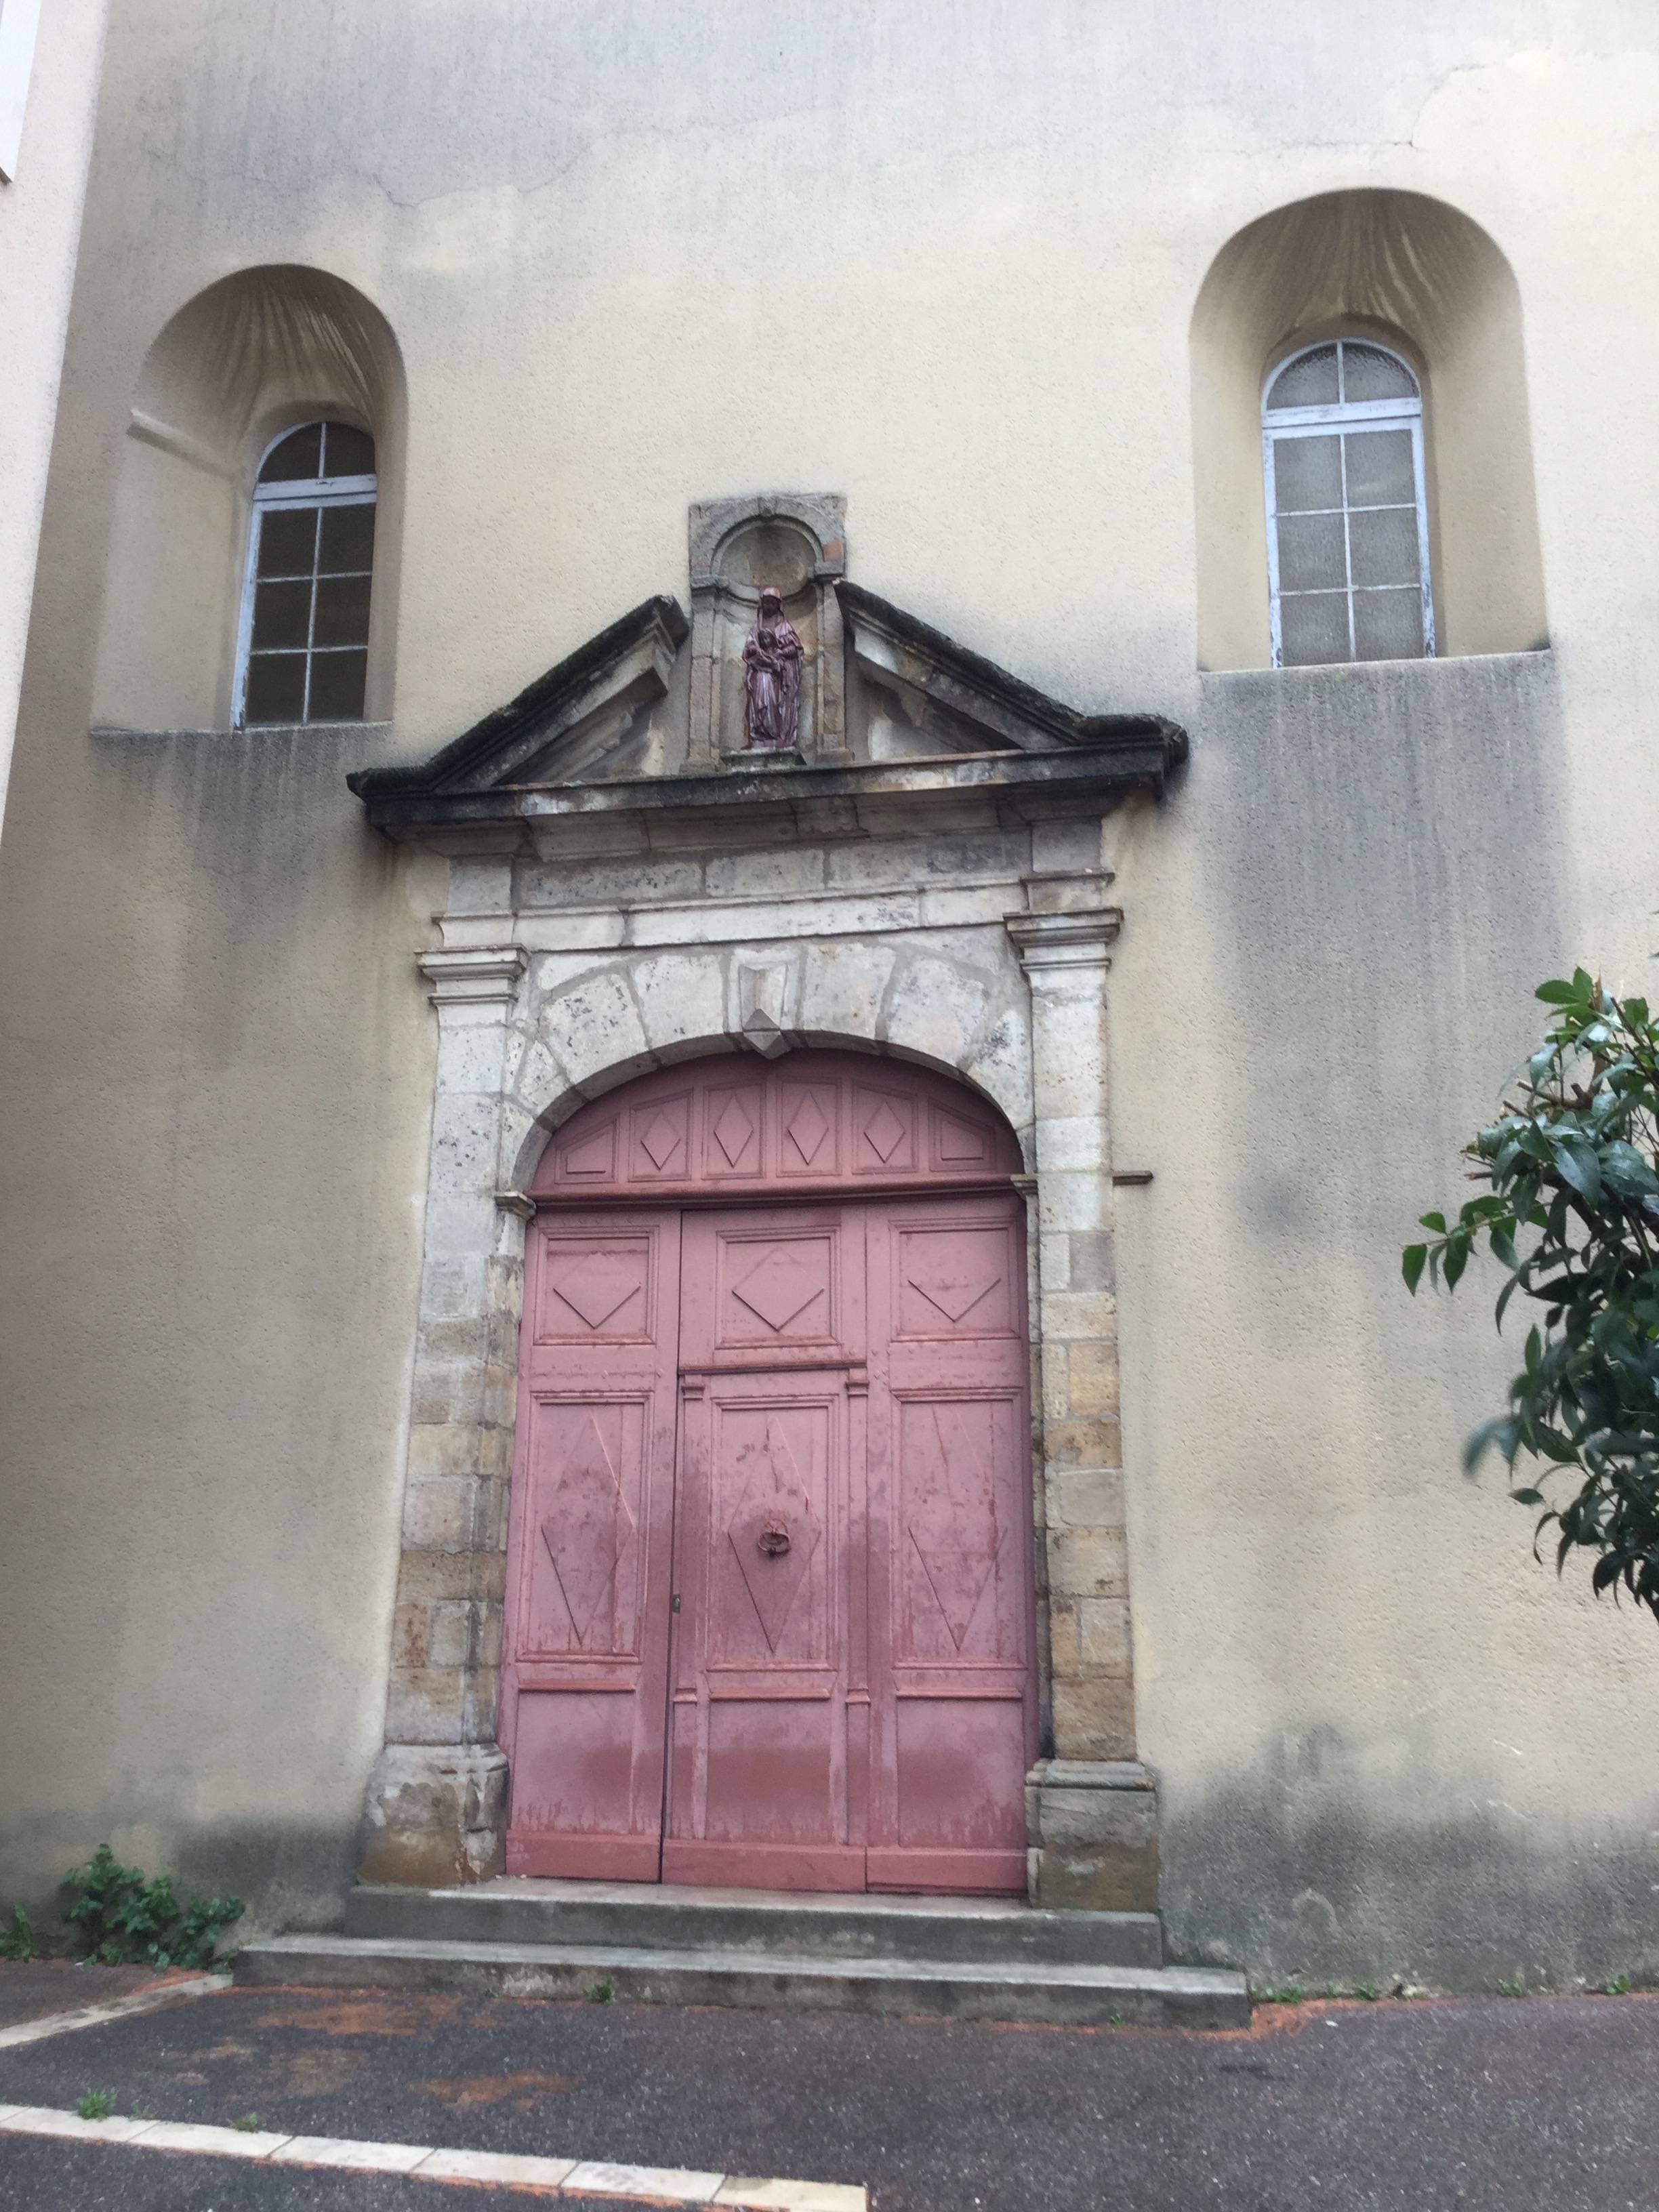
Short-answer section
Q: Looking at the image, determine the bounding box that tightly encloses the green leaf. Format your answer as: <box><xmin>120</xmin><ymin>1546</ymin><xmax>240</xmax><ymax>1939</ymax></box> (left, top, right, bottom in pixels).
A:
<box><xmin>1402</xmin><ymin>1244</ymin><xmax>1428</xmax><ymax>1294</ymax></box>
<box><xmin>1553</xmin><ymin>1136</ymin><xmax>1601</xmax><ymax>1202</ymax></box>
<box><xmin>1418</xmin><ymin>1211</ymin><xmax>1448</xmax><ymax>1234</ymax></box>
<box><xmin>1535</xmin><ymin>979</ymin><xmax>1580</xmax><ymax>1004</ymax></box>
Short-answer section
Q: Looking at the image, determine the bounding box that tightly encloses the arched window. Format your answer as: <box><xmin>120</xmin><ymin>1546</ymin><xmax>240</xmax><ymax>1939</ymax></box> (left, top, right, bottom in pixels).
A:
<box><xmin>1262</xmin><ymin>340</ymin><xmax>1433</xmax><ymax>668</ymax></box>
<box><xmin>234</xmin><ymin>421</ymin><xmax>376</xmax><ymax>724</ymax></box>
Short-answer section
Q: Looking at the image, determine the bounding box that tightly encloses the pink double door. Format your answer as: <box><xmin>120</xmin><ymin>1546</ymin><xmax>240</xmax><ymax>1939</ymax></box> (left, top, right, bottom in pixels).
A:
<box><xmin>501</xmin><ymin>1193</ymin><xmax>1034</xmax><ymax>1893</ymax></box>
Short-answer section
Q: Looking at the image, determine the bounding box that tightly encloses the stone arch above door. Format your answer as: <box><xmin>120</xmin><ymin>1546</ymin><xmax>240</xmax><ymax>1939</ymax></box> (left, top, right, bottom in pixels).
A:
<box><xmin>531</xmin><ymin>1051</ymin><xmax>1023</xmax><ymax>1206</ymax></box>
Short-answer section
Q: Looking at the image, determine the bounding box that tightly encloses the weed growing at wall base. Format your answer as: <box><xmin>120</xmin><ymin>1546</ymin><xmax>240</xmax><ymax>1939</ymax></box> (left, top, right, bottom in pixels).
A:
<box><xmin>0</xmin><ymin>1906</ymin><xmax>41</xmax><ymax>1959</ymax></box>
<box><xmin>62</xmin><ymin>1844</ymin><xmax>242</xmax><ymax>1969</ymax></box>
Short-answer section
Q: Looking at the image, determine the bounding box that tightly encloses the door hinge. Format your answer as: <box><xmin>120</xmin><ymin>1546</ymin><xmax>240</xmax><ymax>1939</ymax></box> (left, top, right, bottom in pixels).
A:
<box><xmin>671</xmin><ymin>1593</ymin><xmax>682</xmax><ymax>1613</ymax></box>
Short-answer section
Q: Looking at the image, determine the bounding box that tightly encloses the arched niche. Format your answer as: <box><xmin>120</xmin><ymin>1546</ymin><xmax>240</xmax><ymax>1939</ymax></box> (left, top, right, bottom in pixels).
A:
<box><xmin>1191</xmin><ymin>190</ymin><xmax>1548</xmax><ymax>670</ymax></box>
<box><xmin>93</xmin><ymin>265</ymin><xmax>407</xmax><ymax>730</ymax></box>
<box><xmin>686</xmin><ymin>494</ymin><xmax>848</xmax><ymax>764</ymax></box>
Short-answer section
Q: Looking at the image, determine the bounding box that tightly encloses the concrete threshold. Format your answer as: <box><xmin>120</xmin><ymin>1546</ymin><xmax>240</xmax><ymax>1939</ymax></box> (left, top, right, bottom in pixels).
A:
<box><xmin>346</xmin><ymin>1877</ymin><xmax>1165</xmax><ymax>1968</ymax></box>
<box><xmin>236</xmin><ymin>1933</ymin><xmax>1250</xmax><ymax>2028</ymax></box>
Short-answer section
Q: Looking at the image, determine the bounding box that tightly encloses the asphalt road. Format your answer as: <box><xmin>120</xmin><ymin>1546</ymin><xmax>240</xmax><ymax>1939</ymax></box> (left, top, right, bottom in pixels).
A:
<box><xmin>1</xmin><ymin>1980</ymin><xmax>1656</xmax><ymax>2211</ymax></box>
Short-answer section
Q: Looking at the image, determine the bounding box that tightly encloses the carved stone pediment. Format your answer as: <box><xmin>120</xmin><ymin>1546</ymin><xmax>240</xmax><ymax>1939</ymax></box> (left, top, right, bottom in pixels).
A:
<box><xmin>839</xmin><ymin>584</ymin><xmax>1179</xmax><ymax>760</ymax></box>
<box><xmin>350</xmin><ymin>498</ymin><xmax>1187</xmax><ymax>848</ymax></box>
<box><xmin>348</xmin><ymin>597</ymin><xmax>689</xmax><ymax>802</ymax></box>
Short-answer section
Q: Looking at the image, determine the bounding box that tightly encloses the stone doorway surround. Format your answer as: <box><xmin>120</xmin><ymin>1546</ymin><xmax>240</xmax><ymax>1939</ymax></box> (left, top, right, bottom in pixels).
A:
<box><xmin>350</xmin><ymin>520</ymin><xmax>1186</xmax><ymax>1914</ymax></box>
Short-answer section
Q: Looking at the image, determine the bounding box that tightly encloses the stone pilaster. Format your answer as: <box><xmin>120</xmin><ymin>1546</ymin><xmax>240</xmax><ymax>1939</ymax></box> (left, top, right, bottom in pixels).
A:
<box><xmin>359</xmin><ymin>945</ymin><xmax>527</xmax><ymax>1887</ymax></box>
<box><xmin>1007</xmin><ymin>893</ymin><xmax>1158</xmax><ymax>1911</ymax></box>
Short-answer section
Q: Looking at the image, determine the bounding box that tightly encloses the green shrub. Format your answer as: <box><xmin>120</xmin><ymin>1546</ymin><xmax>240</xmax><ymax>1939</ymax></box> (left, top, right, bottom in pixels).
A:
<box><xmin>62</xmin><ymin>1845</ymin><xmax>242</xmax><ymax>1970</ymax></box>
<box><xmin>1406</xmin><ymin>971</ymin><xmax>1659</xmax><ymax>1618</ymax></box>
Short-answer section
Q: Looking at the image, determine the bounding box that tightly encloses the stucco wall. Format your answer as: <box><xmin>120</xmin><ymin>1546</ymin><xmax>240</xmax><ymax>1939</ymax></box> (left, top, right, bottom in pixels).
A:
<box><xmin>2</xmin><ymin>0</ymin><xmax>1658</xmax><ymax>1982</ymax></box>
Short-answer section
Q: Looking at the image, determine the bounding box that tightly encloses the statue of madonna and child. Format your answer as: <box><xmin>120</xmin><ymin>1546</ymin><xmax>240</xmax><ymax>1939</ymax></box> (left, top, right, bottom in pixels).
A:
<box><xmin>741</xmin><ymin>587</ymin><xmax>805</xmax><ymax>752</ymax></box>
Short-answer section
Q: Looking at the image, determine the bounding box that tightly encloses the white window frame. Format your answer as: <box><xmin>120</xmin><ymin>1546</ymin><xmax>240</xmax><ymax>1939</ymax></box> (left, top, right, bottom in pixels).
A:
<box><xmin>232</xmin><ymin>428</ymin><xmax>377</xmax><ymax>728</ymax></box>
<box><xmin>1263</xmin><ymin>341</ymin><xmax>1435</xmax><ymax>670</ymax></box>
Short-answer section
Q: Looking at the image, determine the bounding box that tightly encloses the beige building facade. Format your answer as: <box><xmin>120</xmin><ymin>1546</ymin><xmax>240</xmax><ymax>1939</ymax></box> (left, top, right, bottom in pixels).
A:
<box><xmin>3</xmin><ymin>0</ymin><xmax>1658</xmax><ymax>1990</ymax></box>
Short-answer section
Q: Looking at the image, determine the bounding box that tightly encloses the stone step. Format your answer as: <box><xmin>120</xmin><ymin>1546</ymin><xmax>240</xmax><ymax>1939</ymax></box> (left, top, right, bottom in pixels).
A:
<box><xmin>235</xmin><ymin>1932</ymin><xmax>1248</xmax><ymax>2030</ymax></box>
<box><xmin>344</xmin><ymin>1877</ymin><xmax>1164</xmax><ymax>1967</ymax></box>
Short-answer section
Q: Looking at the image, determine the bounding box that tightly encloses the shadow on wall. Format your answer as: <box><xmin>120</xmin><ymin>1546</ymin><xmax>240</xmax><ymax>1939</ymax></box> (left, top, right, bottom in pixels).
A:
<box><xmin>1191</xmin><ymin>190</ymin><xmax>1548</xmax><ymax>671</ymax></box>
<box><xmin>93</xmin><ymin>265</ymin><xmax>406</xmax><ymax>733</ymax></box>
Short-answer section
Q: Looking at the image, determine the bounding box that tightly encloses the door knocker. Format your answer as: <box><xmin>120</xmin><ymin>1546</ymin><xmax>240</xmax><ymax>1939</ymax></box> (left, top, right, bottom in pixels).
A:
<box><xmin>757</xmin><ymin>1518</ymin><xmax>792</xmax><ymax>1557</ymax></box>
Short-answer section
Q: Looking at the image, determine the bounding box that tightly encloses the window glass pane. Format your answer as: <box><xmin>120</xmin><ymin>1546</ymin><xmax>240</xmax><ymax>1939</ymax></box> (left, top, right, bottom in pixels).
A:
<box><xmin>1340</xmin><ymin>342</ymin><xmax>1417</xmax><ymax>403</ymax></box>
<box><xmin>1349</xmin><ymin>507</ymin><xmax>1420</xmax><ymax>589</ymax></box>
<box><xmin>1266</xmin><ymin>345</ymin><xmax>1338</xmax><ymax>409</ymax></box>
<box><xmin>1272</xmin><ymin>434</ymin><xmax>1342</xmax><ymax>512</ymax></box>
<box><xmin>258</xmin><ymin>507</ymin><xmax>319</xmax><ymax>578</ymax></box>
<box><xmin>259</xmin><ymin>425</ymin><xmax>323</xmax><ymax>483</ymax></box>
<box><xmin>313</xmin><ymin>573</ymin><xmax>372</xmax><ymax>648</ymax></box>
<box><xmin>245</xmin><ymin>653</ymin><xmax>307</xmax><ymax>723</ymax></box>
<box><xmin>1279</xmin><ymin>592</ymin><xmax>1351</xmax><ymax>666</ymax></box>
<box><xmin>251</xmin><ymin>578</ymin><xmax>313</xmax><ymax>651</ymax></box>
<box><xmin>318</xmin><ymin>502</ymin><xmax>376</xmax><ymax>573</ymax></box>
<box><xmin>322</xmin><ymin>423</ymin><xmax>375</xmax><ymax>479</ymax></box>
<box><xmin>1344</xmin><ymin>428</ymin><xmax>1416</xmax><ymax>506</ymax></box>
<box><xmin>1276</xmin><ymin>512</ymin><xmax>1347</xmax><ymax>594</ymax></box>
<box><xmin>1353</xmin><ymin>588</ymin><xmax>1426</xmax><ymax>661</ymax></box>
<box><xmin>307</xmin><ymin>649</ymin><xmax>368</xmax><ymax>720</ymax></box>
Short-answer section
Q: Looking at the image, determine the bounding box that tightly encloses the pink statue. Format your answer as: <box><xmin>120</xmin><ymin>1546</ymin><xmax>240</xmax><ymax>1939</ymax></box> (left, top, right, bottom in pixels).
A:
<box><xmin>742</xmin><ymin>588</ymin><xmax>804</xmax><ymax>751</ymax></box>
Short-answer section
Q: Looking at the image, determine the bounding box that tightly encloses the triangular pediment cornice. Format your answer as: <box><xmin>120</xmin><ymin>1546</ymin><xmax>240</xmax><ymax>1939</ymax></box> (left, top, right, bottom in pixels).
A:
<box><xmin>350</xmin><ymin>586</ymin><xmax>1187</xmax><ymax>851</ymax></box>
<box><xmin>838</xmin><ymin>583</ymin><xmax>1182</xmax><ymax>758</ymax></box>
<box><xmin>348</xmin><ymin>596</ymin><xmax>689</xmax><ymax>800</ymax></box>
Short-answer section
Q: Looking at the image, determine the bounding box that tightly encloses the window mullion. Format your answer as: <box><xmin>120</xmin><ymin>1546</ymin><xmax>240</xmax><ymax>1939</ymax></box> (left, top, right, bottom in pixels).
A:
<box><xmin>1263</xmin><ymin>431</ymin><xmax>1284</xmax><ymax>668</ymax></box>
<box><xmin>1340</xmin><ymin>433</ymin><xmax>1357</xmax><ymax>661</ymax></box>
<box><xmin>302</xmin><ymin>507</ymin><xmax>322</xmax><ymax>725</ymax></box>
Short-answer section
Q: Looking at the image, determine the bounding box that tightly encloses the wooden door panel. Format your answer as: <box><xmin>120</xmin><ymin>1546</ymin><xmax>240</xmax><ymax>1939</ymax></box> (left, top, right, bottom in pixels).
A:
<box><xmin>502</xmin><ymin>1214</ymin><xmax>680</xmax><ymax>1879</ymax></box>
<box><xmin>895</xmin><ymin>1393</ymin><xmax>1023</xmax><ymax>1664</ymax></box>
<box><xmin>867</xmin><ymin>1196</ymin><xmax>1034</xmax><ymax>1893</ymax></box>
<box><xmin>709</xmin><ymin>1398</ymin><xmax>832</xmax><ymax>1666</ymax></box>
<box><xmin>714</xmin><ymin>1227</ymin><xmax>840</xmax><ymax>1353</ymax></box>
<box><xmin>894</xmin><ymin>1222</ymin><xmax>1019</xmax><ymax>1343</ymax></box>
<box><xmin>517</xmin><ymin>1397</ymin><xmax>646</xmax><ymax>1655</ymax></box>
<box><xmin>666</xmin><ymin>1210</ymin><xmax>864</xmax><ymax>1889</ymax></box>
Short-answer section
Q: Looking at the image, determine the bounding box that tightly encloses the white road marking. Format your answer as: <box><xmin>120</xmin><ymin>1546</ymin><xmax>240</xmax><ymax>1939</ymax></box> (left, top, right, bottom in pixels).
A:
<box><xmin>0</xmin><ymin>2103</ymin><xmax>867</xmax><ymax>2209</ymax></box>
<box><xmin>0</xmin><ymin>1973</ymin><xmax>231</xmax><ymax>2049</ymax></box>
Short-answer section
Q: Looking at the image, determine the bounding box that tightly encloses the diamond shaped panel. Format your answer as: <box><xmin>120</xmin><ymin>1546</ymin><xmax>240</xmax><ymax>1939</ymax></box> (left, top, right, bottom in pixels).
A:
<box><xmin>863</xmin><ymin>1099</ymin><xmax>907</xmax><ymax>1163</ymax></box>
<box><xmin>785</xmin><ymin>1094</ymin><xmax>830</xmax><ymax>1166</ymax></box>
<box><xmin>541</xmin><ymin>1412</ymin><xmax>637</xmax><ymax>1645</ymax></box>
<box><xmin>909</xmin><ymin>1259</ymin><xmax>1002</xmax><ymax>1326</ymax></box>
<box><xmin>551</xmin><ymin>1254</ymin><xmax>642</xmax><ymax>1332</ymax></box>
<box><xmin>712</xmin><ymin>1096</ymin><xmax>756</xmax><ymax>1168</ymax></box>
<box><xmin>731</xmin><ymin>1245</ymin><xmax>825</xmax><ymax>1334</ymax></box>
<box><xmin>638</xmin><ymin>1111</ymin><xmax>684</xmax><ymax>1171</ymax></box>
<box><xmin>908</xmin><ymin>1403</ymin><xmax>1000</xmax><ymax>1650</ymax></box>
<box><xmin>726</xmin><ymin>1417</ymin><xmax>821</xmax><ymax>1651</ymax></box>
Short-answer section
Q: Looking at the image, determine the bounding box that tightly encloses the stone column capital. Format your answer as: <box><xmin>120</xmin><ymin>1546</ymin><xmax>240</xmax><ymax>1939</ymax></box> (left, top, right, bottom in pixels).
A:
<box><xmin>418</xmin><ymin>945</ymin><xmax>529</xmax><ymax>1008</ymax></box>
<box><xmin>1004</xmin><ymin>908</ymin><xmax>1123</xmax><ymax>975</ymax></box>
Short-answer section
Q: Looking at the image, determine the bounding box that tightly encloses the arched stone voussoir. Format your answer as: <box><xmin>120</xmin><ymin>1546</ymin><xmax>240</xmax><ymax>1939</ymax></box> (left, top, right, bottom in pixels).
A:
<box><xmin>536</xmin><ymin>966</ymin><xmax>659</xmax><ymax>1096</ymax></box>
<box><xmin>798</xmin><ymin>939</ymin><xmax>895</xmax><ymax>1045</ymax></box>
<box><xmin>629</xmin><ymin>948</ymin><xmax>731</xmax><ymax>1058</ymax></box>
<box><xmin>880</xmin><ymin>947</ymin><xmax>1030</xmax><ymax>1128</ymax></box>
